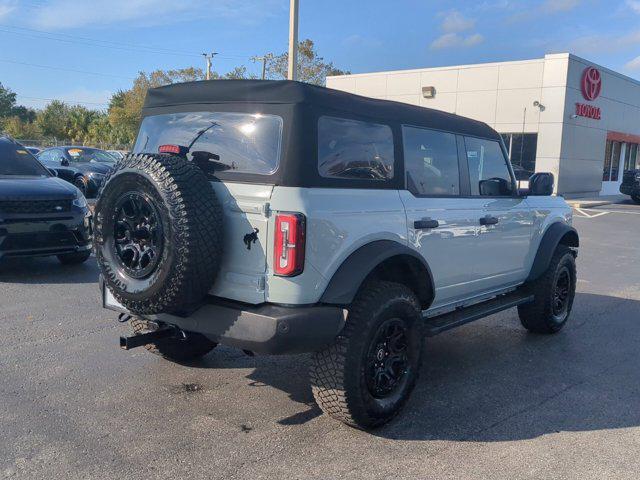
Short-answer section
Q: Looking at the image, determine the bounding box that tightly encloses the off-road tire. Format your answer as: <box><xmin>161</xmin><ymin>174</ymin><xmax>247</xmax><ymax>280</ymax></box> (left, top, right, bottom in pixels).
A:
<box><xmin>130</xmin><ymin>317</ymin><xmax>217</xmax><ymax>361</ymax></box>
<box><xmin>95</xmin><ymin>153</ymin><xmax>223</xmax><ymax>315</ymax></box>
<box><xmin>57</xmin><ymin>250</ymin><xmax>91</xmax><ymax>265</ymax></box>
<box><xmin>631</xmin><ymin>195</ymin><xmax>640</xmax><ymax>204</ymax></box>
<box><xmin>518</xmin><ymin>245</ymin><xmax>576</xmax><ymax>334</ymax></box>
<box><xmin>310</xmin><ymin>281</ymin><xmax>423</xmax><ymax>429</ymax></box>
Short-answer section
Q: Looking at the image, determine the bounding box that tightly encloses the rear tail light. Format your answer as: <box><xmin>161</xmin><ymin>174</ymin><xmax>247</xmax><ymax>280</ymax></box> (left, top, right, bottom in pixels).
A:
<box><xmin>274</xmin><ymin>213</ymin><xmax>306</xmax><ymax>276</ymax></box>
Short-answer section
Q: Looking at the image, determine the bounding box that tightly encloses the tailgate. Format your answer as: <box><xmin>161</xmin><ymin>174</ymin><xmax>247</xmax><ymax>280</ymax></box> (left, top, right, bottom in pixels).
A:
<box><xmin>208</xmin><ymin>181</ymin><xmax>273</xmax><ymax>304</ymax></box>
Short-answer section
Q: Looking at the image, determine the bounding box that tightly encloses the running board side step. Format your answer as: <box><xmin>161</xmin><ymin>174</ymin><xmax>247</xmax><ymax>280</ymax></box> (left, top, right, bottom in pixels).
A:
<box><xmin>423</xmin><ymin>291</ymin><xmax>534</xmax><ymax>337</ymax></box>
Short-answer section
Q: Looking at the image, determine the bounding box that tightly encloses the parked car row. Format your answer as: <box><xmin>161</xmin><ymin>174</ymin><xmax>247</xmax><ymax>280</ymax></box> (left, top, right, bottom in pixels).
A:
<box><xmin>0</xmin><ymin>136</ymin><xmax>93</xmax><ymax>264</ymax></box>
<box><xmin>36</xmin><ymin>146</ymin><xmax>117</xmax><ymax>198</ymax></box>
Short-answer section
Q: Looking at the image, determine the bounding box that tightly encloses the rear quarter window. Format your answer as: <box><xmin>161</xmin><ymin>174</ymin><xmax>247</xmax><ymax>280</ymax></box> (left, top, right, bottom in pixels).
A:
<box><xmin>317</xmin><ymin>116</ymin><xmax>394</xmax><ymax>181</ymax></box>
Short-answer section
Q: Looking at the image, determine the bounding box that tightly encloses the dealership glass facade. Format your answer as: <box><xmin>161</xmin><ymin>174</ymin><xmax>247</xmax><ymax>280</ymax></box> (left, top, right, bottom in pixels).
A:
<box><xmin>500</xmin><ymin>133</ymin><xmax>537</xmax><ymax>180</ymax></box>
<box><xmin>603</xmin><ymin>140</ymin><xmax>639</xmax><ymax>182</ymax></box>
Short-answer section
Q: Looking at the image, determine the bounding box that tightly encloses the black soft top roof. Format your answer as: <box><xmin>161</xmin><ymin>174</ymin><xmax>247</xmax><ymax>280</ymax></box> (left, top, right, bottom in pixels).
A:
<box><xmin>143</xmin><ymin>80</ymin><xmax>499</xmax><ymax>140</ymax></box>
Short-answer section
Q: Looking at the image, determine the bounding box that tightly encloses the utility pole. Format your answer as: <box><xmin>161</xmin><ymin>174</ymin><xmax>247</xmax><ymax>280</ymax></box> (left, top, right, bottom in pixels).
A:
<box><xmin>288</xmin><ymin>0</ymin><xmax>299</xmax><ymax>81</ymax></box>
<box><xmin>251</xmin><ymin>55</ymin><xmax>269</xmax><ymax>80</ymax></box>
<box><xmin>202</xmin><ymin>52</ymin><xmax>218</xmax><ymax>80</ymax></box>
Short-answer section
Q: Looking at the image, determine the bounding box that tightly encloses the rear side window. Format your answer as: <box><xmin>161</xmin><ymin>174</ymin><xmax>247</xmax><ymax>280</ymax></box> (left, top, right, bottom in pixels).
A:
<box><xmin>465</xmin><ymin>137</ymin><xmax>514</xmax><ymax>196</ymax></box>
<box><xmin>318</xmin><ymin>116</ymin><xmax>394</xmax><ymax>181</ymax></box>
<box><xmin>402</xmin><ymin>126</ymin><xmax>460</xmax><ymax>196</ymax></box>
<box><xmin>134</xmin><ymin>112</ymin><xmax>283</xmax><ymax>175</ymax></box>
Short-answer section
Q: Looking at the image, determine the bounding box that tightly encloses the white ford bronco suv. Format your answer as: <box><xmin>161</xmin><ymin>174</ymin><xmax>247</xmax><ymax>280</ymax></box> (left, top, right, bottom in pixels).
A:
<box><xmin>96</xmin><ymin>80</ymin><xmax>578</xmax><ymax>429</ymax></box>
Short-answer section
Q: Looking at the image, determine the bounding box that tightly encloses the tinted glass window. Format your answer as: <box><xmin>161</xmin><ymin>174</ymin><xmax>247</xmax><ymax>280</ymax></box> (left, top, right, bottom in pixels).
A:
<box><xmin>318</xmin><ymin>116</ymin><xmax>394</xmax><ymax>181</ymax></box>
<box><xmin>134</xmin><ymin>112</ymin><xmax>283</xmax><ymax>175</ymax></box>
<box><xmin>402</xmin><ymin>126</ymin><xmax>459</xmax><ymax>196</ymax></box>
<box><xmin>465</xmin><ymin>137</ymin><xmax>513</xmax><ymax>196</ymax></box>
<box><xmin>37</xmin><ymin>150</ymin><xmax>52</xmax><ymax>162</ymax></box>
<box><xmin>65</xmin><ymin>148</ymin><xmax>115</xmax><ymax>163</ymax></box>
<box><xmin>0</xmin><ymin>139</ymin><xmax>50</xmax><ymax>176</ymax></box>
<box><xmin>502</xmin><ymin>133</ymin><xmax>537</xmax><ymax>180</ymax></box>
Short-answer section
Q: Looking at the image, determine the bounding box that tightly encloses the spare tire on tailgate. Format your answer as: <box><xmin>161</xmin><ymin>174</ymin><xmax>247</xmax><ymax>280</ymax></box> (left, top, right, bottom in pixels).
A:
<box><xmin>95</xmin><ymin>153</ymin><xmax>223</xmax><ymax>315</ymax></box>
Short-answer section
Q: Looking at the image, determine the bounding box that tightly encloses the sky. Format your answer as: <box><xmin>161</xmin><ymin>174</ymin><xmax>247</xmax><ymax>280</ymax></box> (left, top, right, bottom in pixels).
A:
<box><xmin>0</xmin><ymin>0</ymin><xmax>639</xmax><ymax>110</ymax></box>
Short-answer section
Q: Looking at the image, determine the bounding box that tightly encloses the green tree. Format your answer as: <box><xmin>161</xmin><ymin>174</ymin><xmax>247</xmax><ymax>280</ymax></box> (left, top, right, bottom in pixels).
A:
<box><xmin>66</xmin><ymin>105</ymin><xmax>98</xmax><ymax>143</ymax></box>
<box><xmin>265</xmin><ymin>39</ymin><xmax>350</xmax><ymax>85</ymax></box>
<box><xmin>2</xmin><ymin>116</ymin><xmax>42</xmax><ymax>139</ymax></box>
<box><xmin>37</xmin><ymin>100</ymin><xmax>71</xmax><ymax>139</ymax></box>
<box><xmin>0</xmin><ymin>82</ymin><xmax>17</xmax><ymax>118</ymax></box>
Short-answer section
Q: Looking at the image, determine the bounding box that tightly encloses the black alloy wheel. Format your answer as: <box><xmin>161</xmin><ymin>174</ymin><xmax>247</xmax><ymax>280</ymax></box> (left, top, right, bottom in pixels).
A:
<box><xmin>551</xmin><ymin>266</ymin><xmax>571</xmax><ymax>320</ymax></box>
<box><xmin>113</xmin><ymin>192</ymin><xmax>163</xmax><ymax>279</ymax></box>
<box><xmin>365</xmin><ymin>318</ymin><xmax>410</xmax><ymax>399</ymax></box>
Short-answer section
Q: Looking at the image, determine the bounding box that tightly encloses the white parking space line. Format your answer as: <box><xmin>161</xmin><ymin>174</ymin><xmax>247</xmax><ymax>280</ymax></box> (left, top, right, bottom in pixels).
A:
<box><xmin>574</xmin><ymin>208</ymin><xmax>610</xmax><ymax>218</ymax></box>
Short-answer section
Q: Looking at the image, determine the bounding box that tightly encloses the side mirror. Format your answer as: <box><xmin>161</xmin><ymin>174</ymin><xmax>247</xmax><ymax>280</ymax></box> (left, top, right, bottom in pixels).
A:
<box><xmin>61</xmin><ymin>158</ymin><xmax>70</xmax><ymax>167</ymax></box>
<box><xmin>529</xmin><ymin>172</ymin><xmax>554</xmax><ymax>196</ymax></box>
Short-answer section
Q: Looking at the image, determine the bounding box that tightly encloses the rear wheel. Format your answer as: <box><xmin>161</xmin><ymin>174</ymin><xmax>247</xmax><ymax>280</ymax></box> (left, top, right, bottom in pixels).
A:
<box><xmin>631</xmin><ymin>195</ymin><xmax>640</xmax><ymax>204</ymax></box>
<box><xmin>518</xmin><ymin>245</ymin><xmax>576</xmax><ymax>334</ymax></box>
<box><xmin>57</xmin><ymin>250</ymin><xmax>91</xmax><ymax>265</ymax></box>
<box><xmin>310</xmin><ymin>281</ymin><xmax>423</xmax><ymax>429</ymax></box>
<box><xmin>130</xmin><ymin>317</ymin><xmax>217</xmax><ymax>362</ymax></box>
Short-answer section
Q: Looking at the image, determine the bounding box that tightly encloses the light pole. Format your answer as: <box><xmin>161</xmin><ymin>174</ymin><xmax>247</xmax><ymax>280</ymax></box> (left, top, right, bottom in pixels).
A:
<box><xmin>252</xmin><ymin>55</ymin><xmax>269</xmax><ymax>80</ymax></box>
<box><xmin>288</xmin><ymin>0</ymin><xmax>299</xmax><ymax>81</ymax></box>
<box><xmin>202</xmin><ymin>52</ymin><xmax>218</xmax><ymax>80</ymax></box>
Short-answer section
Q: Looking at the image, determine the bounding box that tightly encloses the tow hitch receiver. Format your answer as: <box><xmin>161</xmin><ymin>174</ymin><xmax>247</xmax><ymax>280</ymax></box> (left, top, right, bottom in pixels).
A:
<box><xmin>119</xmin><ymin>326</ymin><xmax>179</xmax><ymax>350</ymax></box>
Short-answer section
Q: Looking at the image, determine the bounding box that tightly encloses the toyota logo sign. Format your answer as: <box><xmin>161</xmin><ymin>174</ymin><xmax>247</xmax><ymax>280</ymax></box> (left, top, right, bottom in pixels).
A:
<box><xmin>581</xmin><ymin>67</ymin><xmax>602</xmax><ymax>101</ymax></box>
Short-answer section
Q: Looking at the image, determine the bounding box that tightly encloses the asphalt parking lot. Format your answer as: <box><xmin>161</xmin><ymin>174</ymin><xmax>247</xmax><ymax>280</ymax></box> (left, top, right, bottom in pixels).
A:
<box><xmin>1</xmin><ymin>202</ymin><xmax>639</xmax><ymax>480</ymax></box>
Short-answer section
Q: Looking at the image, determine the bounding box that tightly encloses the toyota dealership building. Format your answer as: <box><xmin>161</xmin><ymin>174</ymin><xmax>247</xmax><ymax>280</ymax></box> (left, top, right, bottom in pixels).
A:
<box><xmin>327</xmin><ymin>53</ymin><xmax>640</xmax><ymax>198</ymax></box>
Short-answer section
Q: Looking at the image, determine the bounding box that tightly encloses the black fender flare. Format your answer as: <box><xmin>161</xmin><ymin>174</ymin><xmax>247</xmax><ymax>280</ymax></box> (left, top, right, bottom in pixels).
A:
<box><xmin>320</xmin><ymin>240</ymin><xmax>435</xmax><ymax>306</ymax></box>
<box><xmin>526</xmin><ymin>222</ymin><xmax>579</xmax><ymax>282</ymax></box>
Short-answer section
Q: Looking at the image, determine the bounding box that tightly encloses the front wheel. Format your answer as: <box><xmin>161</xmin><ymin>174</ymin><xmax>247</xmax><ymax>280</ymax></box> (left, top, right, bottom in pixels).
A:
<box><xmin>310</xmin><ymin>281</ymin><xmax>423</xmax><ymax>429</ymax></box>
<box><xmin>518</xmin><ymin>245</ymin><xmax>576</xmax><ymax>334</ymax></box>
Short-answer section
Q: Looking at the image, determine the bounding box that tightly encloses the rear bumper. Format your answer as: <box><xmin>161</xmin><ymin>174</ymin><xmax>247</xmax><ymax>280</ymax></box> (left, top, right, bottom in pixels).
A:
<box><xmin>102</xmin><ymin>281</ymin><xmax>346</xmax><ymax>355</ymax></box>
<box><xmin>0</xmin><ymin>208</ymin><xmax>92</xmax><ymax>259</ymax></box>
<box><xmin>620</xmin><ymin>184</ymin><xmax>640</xmax><ymax>196</ymax></box>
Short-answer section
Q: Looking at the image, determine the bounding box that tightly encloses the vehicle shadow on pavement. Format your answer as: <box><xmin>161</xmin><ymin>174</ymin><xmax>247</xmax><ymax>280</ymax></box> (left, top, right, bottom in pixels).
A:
<box><xmin>203</xmin><ymin>292</ymin><xmax>640</xmax><ymax>439</ymax></box>
<box><xmin>0</xmin><ymin>256</ymin><xmax>99</xmax><ymax>285</ymax></box>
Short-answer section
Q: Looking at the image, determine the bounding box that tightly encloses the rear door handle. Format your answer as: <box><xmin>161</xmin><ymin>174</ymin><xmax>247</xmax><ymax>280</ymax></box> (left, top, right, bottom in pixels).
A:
<box><xmin>414</xmin><ymin>219</ymin><xmax>439</xmax><ymax>230</ymax></box>
<box><xmin>480</xmin><ymin>215</ymin><xmax>499</xmax><ymax>226</ymax></box>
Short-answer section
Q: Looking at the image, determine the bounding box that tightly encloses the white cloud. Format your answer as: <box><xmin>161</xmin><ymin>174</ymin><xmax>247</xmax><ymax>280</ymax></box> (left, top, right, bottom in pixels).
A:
<box><xmin>29</xmin><ymin>0</ymin><xmax>280</xmax><ymax>29</ymax></box>
<box><xmin>342</xmin><ymin>34</ymin><xmax>383</xmax><ymax>49</ymax></box>
<box><xmin>430</xmin><ymin>32</ymin><xmax>484</xmax><ymax>50</ymax></box>
<box><xmin>568</xmin><ymin>30</ymin><xmax>640</xmax><ymax>54</ymax></box>
<box><xmin>441</xmin><ymin>10</ymin><xmax>475</xmax><ymax>33</ymax></box>
<box><xmin>627</xmin><ymin>0</ymin><xmax>640</xmax><ymax>13</ymax></box>
<box><xmin>0</xmin><ymin>0</ymin><xmax>17</xmax><ymax>20</ymax></box>
<box><xmin>625</xmin><ymin>56</ymin><xmax>640</xmax><ymax>70</ymax></box>
<box><xmin>430</xmin><ymin>10</ymin><xmax>483</xmax><ymax>50</ymax></box>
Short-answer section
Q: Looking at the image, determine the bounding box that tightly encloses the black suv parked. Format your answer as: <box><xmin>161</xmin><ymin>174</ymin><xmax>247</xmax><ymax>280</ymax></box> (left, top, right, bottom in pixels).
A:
<box><xmin>620</xmin><ymin>170</ymin><xmax>640</xmax><ymax>204</ymax></box>
<box><xmin>37</xmin><ymin>146</ymin><xmax>115</xmax><ymax>198</ymax></box>
<box><xmin>0</xmin><ymin>136</ymin><xmax>92</xmax><ymax>264</ymax></box>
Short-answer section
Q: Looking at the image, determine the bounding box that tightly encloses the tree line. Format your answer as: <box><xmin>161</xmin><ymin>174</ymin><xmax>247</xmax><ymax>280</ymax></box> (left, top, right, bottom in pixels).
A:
<box><xmin>0</xmin><ymin>39</ymin><xmax>348</xmax><ymax>149</ymax></box>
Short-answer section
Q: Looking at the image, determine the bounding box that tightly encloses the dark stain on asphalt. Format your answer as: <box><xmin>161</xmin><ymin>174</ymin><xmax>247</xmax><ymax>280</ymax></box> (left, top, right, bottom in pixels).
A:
<box><xmin>171</xmin><ymin>382</ymin><xmax>204</xmax><ymax>394</ymax></box>
<box><xmin>240</xmin><ymin>424</ymin><xmax>253</xmax><ymax>433</ymax></box>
